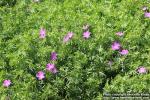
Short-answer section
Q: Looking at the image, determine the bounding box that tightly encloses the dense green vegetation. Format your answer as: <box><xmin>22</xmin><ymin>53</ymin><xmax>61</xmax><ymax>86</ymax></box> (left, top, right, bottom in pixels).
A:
<box><xmin>0</xmin><ymin>0</ymin><xmax>150</xmax><ymax>99</ymax></box>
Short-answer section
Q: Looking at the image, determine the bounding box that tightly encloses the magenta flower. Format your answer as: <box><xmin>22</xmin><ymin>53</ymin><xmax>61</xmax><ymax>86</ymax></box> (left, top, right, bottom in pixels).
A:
<box><xmin>51</xmin><ymin>52</ymin><xmax>57</xmax><ymax>61</ymax></box>
<box><xmin>111</xmin><ymin>41</ymin><xmax>121</xmax><ymax>50</ymax></box>
<box><xmin>63</xmin><ymin>36</ymin><xmax>70</xmax><ymax>43</ymax></box>
<box><xmin>3</xmin><ymin>80</ymin><xmax>11</xmax><ymax>87</ymax></box>
<box><xmin>144</xmin><ymin>12</ymin><xmax>150</xmax><ymax>18</ymax></box>
<box><xmin>137</xmin><ymin>67</ymin><xmax>147</xmax><ymax>74</ymax></box>
<box><xmin>36</xmin><ymin>71</ymin><xmax>45</xmax><ymax>80</ymax></box>
<box><xmin>120</xmin><ymin>49</ymin><xmax>129</xmax><ymax>55</ymax></box>
<box><xmin>63</xmin><ymin>32</ymin><xmax>73</xmax><ymax>43</ymax></box>
<box><xmin>83</xmin><ymin>31</ymin><xmax>91</xmax><ymax>39</ymax></box>
<box><xmin>67</xmin><ymin>32</ymin><xmax>73</xmax><ymax>38</ymax></box>
<box><xmin>39</xmin><ymin>28</ymin><xmax>46</xmax><ymax>38</ymax></box>
<box><xmin>46</xmin><ymin>63</ymin><xmax>58</xmax><ymax>74</ymax></box>
<box><xmin>116</xmin><ymin>32</ymin><xmax>124</xmax><ymax>36</ymax></box>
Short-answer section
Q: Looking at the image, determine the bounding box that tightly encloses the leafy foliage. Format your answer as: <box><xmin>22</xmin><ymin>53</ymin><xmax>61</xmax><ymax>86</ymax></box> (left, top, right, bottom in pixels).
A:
<box><xmin>0</xmin><ymin>0</ymin><xmax>150</xmax><ymax>99</ymax></box>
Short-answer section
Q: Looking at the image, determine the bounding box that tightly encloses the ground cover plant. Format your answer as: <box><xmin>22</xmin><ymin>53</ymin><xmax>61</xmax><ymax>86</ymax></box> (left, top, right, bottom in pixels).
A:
<box><xmin>0</xmin><ymin>0</ymin><xmax>150</xmax><ymax>99</ymax></box>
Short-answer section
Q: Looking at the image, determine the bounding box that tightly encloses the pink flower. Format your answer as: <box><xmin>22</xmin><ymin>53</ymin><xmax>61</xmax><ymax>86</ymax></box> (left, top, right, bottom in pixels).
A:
<box><xmin>116</xmin><ymin>32</ymin><xmax>124</xmax><ymax>36</ymax></box>
<box><xmin>46</xmin><ymin>63</ymin><xmax>58</xmax><ymax>74</ymax></box>
<box><xmin>3</xmin><ymin>80</ymin><xmax>11</xmax><ymax>87</ymax></box>
<box><xmin>36</xmin><ymin>71</ymin><xmax>45</xmax><ymax>80</ymax></box>
<box><xmin>39</xmin><ymin>28</ymin><xmax>46</xmax><ymax>38</ymax></box>
<box><xmin>137</xmin><ymin>67</ymin><xmax>147</xmax><ymax>74</ymax></box>
<box><xmin>111</xmin><ymin>41</ymin><xmax>121</xmax><ymax>50</ymax></box>
<box><xmin>144</xmin><ymin>12</ymin><xmax>150</xmax><ymax>18</ymax></box>
<box><xmin>119</xmin><ymin>49</ymin><xmax>129</xmax><ymax>55</ymax></box>
<box><xmin>83</xmin><ymin>31</ymin><xmax>91</xmax><ymax>39</ymax></box>
<box><xmin>67</xmin><ymin>32</ymin><xmax>73</xmax><ymax>38</ymax></box>
<box><xmin>63</xmin><ymin>32</ymin><xmax>73</xmax><ymax>43</ymax></box>
<box><xmin>51</xmin><ymin>52</ymin><xmax>57</xmax><ymax>61</ymax></box>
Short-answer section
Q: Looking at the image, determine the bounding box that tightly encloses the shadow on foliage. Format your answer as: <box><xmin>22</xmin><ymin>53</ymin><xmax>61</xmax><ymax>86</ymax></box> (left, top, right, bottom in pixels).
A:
<box><xmin>0</xmin><ymin>0</ymin><xmax>16</xmax><ymax>7</ymax></box>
